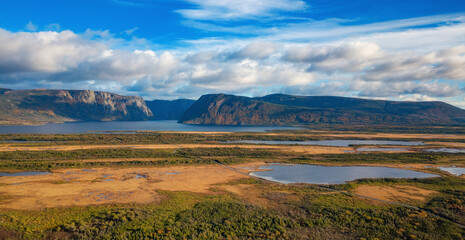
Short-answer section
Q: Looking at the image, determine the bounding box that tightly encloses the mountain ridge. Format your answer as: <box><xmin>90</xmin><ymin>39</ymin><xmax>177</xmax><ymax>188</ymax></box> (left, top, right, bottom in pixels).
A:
<box><xmin>179</xmin><ymin>93</ymin><xmax>465</xmax><ymax>126</ymax></box>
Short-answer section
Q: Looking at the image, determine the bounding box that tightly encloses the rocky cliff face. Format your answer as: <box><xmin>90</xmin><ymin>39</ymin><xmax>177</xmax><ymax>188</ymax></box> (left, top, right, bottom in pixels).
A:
<box><xmin>179</xmin><ymin>94</ymin><xmax>465</xmax><ymax>126</ymax></box>
<box><xmin>179</xmin><ymin>94</ymin><xmax>285</xmax><ymax>125</ymax></box>
<box><xmin>145</xmin><ymin>99</ymin><xmax>195</xmax><ymax>120</ymax></box>
<box><xmin>0</xmin><ymin>89</ymin><xmax>153</xmax><ymax>125</ymax></box>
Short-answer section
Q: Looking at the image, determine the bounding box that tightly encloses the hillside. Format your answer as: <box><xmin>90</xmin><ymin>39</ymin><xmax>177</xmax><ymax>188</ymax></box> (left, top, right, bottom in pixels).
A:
<box><xmin>179</xmin><ymin>94</ymin><xmax>465</xmax><ymax>126</ymax></box>
<box><xmin>0</xmin><ymin>89</ymin><xmax>153</xmax><ymax>125</ymax></box>
<box><xmin>145</xmin><ymin>99</ymin><xmax>195</xmax><ymax>120</ymax></box>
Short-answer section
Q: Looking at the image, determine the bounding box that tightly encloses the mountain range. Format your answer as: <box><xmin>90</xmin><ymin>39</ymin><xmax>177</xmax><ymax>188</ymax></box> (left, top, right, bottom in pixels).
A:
<box><xmin>1</xmin><ymin>89</ymin><xmax>464</xmax><ymax>126</ymax></box>
<box><xmin>178</xmin><ymin>93</ymin><xmax>465</xmax><ymax>126</ymax></box>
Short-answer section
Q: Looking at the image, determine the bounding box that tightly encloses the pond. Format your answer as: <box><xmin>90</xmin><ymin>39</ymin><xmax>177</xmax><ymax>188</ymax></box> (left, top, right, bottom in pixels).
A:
<box><xmin>437</xmin><ymin>166</ymin><xmax>465</xmax><ymax>176</ymax></box>
<box><xmin>250</xmin><ymin>164</ymin><xmax>438</xmax><ymax>184</ymax></box>
<box><xmin>0</xmin><ymin>120</ymin><xmax>299</xmax><ymax>134</ymax></box>
<box><xmin>0</xmin><ymin>171</ymin><xmax>51</xmax><ymax>177</ymax></box>
<box><xmin>425</xmin><ymin>148</ymin><xmax>465</xmax><ymax>153</ymax></box>
<box><xmin>229</xmin><ymin>140</ymin><xmax>424</xmax><ymax>147</ymax></box>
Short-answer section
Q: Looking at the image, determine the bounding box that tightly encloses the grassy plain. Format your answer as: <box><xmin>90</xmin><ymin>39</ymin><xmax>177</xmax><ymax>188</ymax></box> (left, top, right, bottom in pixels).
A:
<box><xmin>0</xmin><ymin>129</ymin><xmax>464</xmax><ymax>239</ymax></box>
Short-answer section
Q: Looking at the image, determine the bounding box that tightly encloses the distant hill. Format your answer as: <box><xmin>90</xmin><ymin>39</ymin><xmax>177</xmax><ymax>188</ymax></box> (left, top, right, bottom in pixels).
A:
<box><xmin>179</xmin><ymin>93</ymin><xmax>465</xmax><ymax>126</ymax></box>
<box><xmin>0</xmin><ymin>89</ymin><xmax>153</xmax><ymax>125</ymax></box>
<box><xmin>145</xmin><ymin>99</ymin><xmax>195</xmax><ymax>120</ymax></box>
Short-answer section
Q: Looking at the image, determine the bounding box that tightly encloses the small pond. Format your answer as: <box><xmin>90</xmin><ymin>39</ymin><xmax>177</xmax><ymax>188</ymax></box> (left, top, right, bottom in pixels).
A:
<box><xmin>425</xmin><ymin>148</ymin><xmax>465</xmax><ymax>153</ymax></box>
<box><xmin>250</xmin><ymin>164</ymin><xmax>438</xmax><ymax>184</ymax></box>
<box><xmin>229</xmin><ymin>140</ymin><xmax>424</xmax><ymax>147</ymax></box>
<box><xmin>437</xmin><ymin>166</ymin><xmax>465</xmax><ymax>176</ymax></box>
<box><xmin>0</xmin><ymin>171</ymin><xmax>51</xmax><ymax>177</ymax></box>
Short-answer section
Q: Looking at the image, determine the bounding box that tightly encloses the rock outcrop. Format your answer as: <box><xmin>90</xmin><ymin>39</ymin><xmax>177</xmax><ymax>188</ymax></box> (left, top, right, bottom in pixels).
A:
<box><xmin>0</xmin><ymin>89</ymin><xmax>153</xmax><ymax>125</ymax></box>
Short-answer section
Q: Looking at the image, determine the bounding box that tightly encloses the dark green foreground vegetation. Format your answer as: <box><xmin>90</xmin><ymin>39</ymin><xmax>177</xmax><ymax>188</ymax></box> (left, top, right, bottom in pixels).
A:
<box><xmin>0</xmin><ymin>179</ymin><xmax>464</xmax><ymax>239</ymax></box>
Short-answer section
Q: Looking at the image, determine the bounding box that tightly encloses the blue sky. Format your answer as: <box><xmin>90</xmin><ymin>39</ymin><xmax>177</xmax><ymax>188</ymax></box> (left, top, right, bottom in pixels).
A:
<box><xmin>1</xmin><ymin>0</ymin><xmax>463</xmax><ymax>47</ymax></box>
<box><xmin>0</xmin><ymin>0</ymin><xmax>464</xmax><ymax>107</ymax></box>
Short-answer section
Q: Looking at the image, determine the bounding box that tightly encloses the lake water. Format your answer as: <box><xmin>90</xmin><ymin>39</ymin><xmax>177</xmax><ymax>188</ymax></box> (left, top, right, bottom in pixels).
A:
<box><xmin>0</xmin><ymin>120</ymin><xmax>298</xmax><ymax>134</ymax></box>
<box><xmin>250</xmin><ymin>164</ymin><xmax>438</xmax><ymax>184</ymax></box>
<box><xmin>230</xmin><ymin>140</ymin><xmax>424</xmax><ymax>147</ymax></box>
<box><xmin>0</xmin><ymin>171</ymin><xmax>51</xmax><ymax>177</ymax></box>
<box><xmin>437</xmin><ymin>166</ymin><xmax>465</xmax><ymax>176</ymax></box>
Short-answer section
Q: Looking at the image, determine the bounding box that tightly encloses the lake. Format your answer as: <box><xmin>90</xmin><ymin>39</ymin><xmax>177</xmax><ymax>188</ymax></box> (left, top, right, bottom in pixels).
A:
<box><xmin>250</xmin><ymin>164</ymin><xmax>438</xmax><ymax>184</ymax></box>
<box><xmin>229</xmin><ymin>140</ymin><xmax>424</xmax><ymax>147</ymax></box>
<box><xmin>0</xmin><ymin>120</ymin><xmax>299</xmax><ymax>134</ymax></box>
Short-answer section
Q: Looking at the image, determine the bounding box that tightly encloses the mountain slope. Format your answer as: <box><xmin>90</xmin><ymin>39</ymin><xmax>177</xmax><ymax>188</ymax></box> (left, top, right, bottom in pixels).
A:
<box><xmin>145</xmin><ymin>99</ymin><xmax>195</xmax><ymax>120</ymax></box>
<box><xmin>0</xmin><ymin>89</ymin><xmax>153</xmax><ymax>125</ymax></box>
<box><xmin>179</xmin><ymin>94</ymin><xmax>465</xmax><ymax>126</ymax></box>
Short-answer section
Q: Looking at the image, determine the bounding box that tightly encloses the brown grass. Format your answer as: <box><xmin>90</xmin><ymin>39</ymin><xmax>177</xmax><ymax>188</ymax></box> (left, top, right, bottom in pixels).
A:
<box><xmin>0</xmin><ymin>143</ymin><xmax>352</xmax><ymax>154</ymax></box>
<box><xmin>0</xmin><ymin>163</ymin><xmax>260</xmax><ymax>211</ymax></box>
<box><xmin>353</xmin><ymin>185</ymin><xmax>437</xmax><ymax>203</ymax></box>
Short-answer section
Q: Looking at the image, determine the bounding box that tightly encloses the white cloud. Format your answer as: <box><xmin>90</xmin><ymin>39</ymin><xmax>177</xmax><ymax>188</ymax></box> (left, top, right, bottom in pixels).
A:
<box><xmin>351</xmin><ymin>80</ymin><xmax>462</xmax><ymax>98</ymax></box>
<box><xmin>0</xmin><ymin>29</ymin><xmax>105</xmax><ymax>74</ymax></box>
<box><xmin>264</xmin><ymin>13</ymin><xmax>465</xmax><ymax>44</ymax></box>
<box><xmin>177</xmin><ymin>0</ymin><xmax>307</xmax><ymax>20</ymax></box>
<box><xmin>282</xmin><ymin>41</ymin><xmax>465</xmax><ymax>85</ymax></box>
<box><xmin>284</xmin><ymin>41</ymin><xmax>383</xmax><ymax>73</ymax></box>
<box><xmin>123</xmin><ymin>27</ymin><xmax>139</xmax><ymax>35</ymax></box>
<box><xmin>228</xmin><ymin>42</ymin><xmax>278</xmax><ymax>60</ymax></box>
<box><xmin>25</xmin><ymin>21</ymin><xmax>38</xmax><ymax>32</ymax></box>
<box><xmin>0</xmin><ymin>20</ymin><xmax>464</xmax><ymax>104</ymax></box>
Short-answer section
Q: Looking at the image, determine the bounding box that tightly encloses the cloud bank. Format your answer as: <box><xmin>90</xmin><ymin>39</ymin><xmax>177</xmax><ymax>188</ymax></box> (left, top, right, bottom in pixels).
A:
<box><xmin>0</xmin><ymin>14</ymin><xmax>464</xmax><ymax>107</ymax></box>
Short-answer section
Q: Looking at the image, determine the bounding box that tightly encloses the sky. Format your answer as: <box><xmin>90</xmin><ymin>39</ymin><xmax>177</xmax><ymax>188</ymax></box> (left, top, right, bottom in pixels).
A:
<box><xmin>0</xmin><ymin>0</ymin><xmax>464</xmax><ymax>107</ymax></box>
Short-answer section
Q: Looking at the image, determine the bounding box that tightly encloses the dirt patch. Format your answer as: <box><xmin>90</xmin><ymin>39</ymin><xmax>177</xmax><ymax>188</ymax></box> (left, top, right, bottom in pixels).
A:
<box><xmin>0</xmin><ymin>164</ymin><xmax>259</xmax><ymax>210</ymax></box>
<box><xmin>353</xmin><ymin>185</ymin><xmax>437</xmax><ymax>203</ymax></box>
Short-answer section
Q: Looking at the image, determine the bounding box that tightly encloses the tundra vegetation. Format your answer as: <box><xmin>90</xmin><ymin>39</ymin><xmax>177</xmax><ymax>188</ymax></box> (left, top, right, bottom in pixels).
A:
<box><xmin>0</xmin><ymin>130</ymin><xmax>463</xmax><ymax>239</ymax></box>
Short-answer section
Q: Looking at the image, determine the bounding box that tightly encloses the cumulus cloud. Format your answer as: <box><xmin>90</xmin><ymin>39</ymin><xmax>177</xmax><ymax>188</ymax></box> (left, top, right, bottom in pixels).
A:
<box><xmin>0</xmin><ymin>28</ymin><xmax>179</xmax><ymax>94</ymax></box>
<box><xmin>351</xmin><ymin>80</ymin><xmax>462</xmax><ymax>98</ymax></box>
<box><xmin>228</xmin><ymin>42</ymin><xmax>277</xmax><ymax>60</ymax></box>
<box><xmin>177</xmin><ymin>0</ymin><xmax>307</xmax><ymax>20</ymax></box>
<box><xmin>284</xmin><ymin>41</ymin><xmax>383</xmax><ymax>73</ymax></box>
<box><xmin>0</xmin><ymin>29</ymin><xmax>105</xmax><ymax>76</ymax></box>
<box><xmin>0</xmin><ymin>24</ymin><xmax>464</xmax><ymax>102</ymax></box>
<box><xmin>283</xmin><ymin>41</ymin><xmax>465</xmax><ymax>86</ymax></box>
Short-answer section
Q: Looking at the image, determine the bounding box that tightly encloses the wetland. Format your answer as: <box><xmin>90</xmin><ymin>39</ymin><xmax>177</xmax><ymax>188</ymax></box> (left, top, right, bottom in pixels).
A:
<box><xmin>0</xmin><ymin>128</ymin><xmax>464</xmax><ymax>239</ymax></box>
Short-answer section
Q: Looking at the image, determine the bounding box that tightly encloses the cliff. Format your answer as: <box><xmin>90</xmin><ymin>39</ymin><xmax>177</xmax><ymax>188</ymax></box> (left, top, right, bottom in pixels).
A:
<box><xmin>0</xmin><ymin>89</ymin><xmax>153</xmax><ymax>125</ymax></box>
